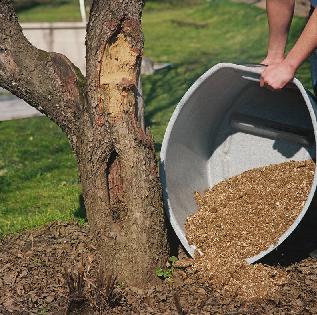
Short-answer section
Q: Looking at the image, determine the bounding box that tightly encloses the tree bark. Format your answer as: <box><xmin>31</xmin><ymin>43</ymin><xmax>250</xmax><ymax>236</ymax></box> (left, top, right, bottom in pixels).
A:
<box><xmin>0</xmin><ymin>0</ymin><xmax>169</xmax><ymax>287</ymax></box>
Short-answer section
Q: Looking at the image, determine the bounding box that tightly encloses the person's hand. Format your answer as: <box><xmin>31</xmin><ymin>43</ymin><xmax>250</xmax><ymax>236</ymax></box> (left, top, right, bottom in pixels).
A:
<box><xmin>260</xmin><ymin>61</ymin><xmax>296</xmax><ymax>90</ymax></box>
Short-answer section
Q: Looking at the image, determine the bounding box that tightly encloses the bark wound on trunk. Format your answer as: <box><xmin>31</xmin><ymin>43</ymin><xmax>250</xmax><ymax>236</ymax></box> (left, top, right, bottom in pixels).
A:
<box><xmin>100</xmin><ymin>33</ymin><xmax>139</xmax><ymax>122</ymax></box>
<box><xmin>106</xmin><ymin>150</ymin><xmax>126</xmax><ymax>222</ymax></box>
<box><xmin>100</xmin><ymin>32</ymin><xmax>139</xmax><ymax>223</ymax></box>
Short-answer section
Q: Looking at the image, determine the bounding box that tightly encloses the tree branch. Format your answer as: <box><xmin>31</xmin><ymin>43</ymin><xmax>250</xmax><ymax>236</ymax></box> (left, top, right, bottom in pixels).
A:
<box><xmin>0</xmin><ymin>0</ymin><xmax>85</xmax><ymax>138</ymax></box>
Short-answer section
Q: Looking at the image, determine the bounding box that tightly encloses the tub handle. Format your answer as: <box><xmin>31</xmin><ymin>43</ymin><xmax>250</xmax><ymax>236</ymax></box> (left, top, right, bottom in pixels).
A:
<box><xmin>230</xmin><ymin>113</ymin><xmax>315</xmax><ymax>147</ymax></box>
<box><xmin>241</xmin><ymin>75</ymin><xmax>261</xmax><ymax>83</ymax></box>
<box><xmin>241</xmin><ymin>63</ymin><xmax>267</xmax><ymax>68</ymax></box>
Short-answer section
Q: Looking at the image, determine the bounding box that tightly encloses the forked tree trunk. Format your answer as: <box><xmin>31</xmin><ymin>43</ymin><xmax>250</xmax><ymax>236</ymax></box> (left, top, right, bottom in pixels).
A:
<box><xmin>0</xmin><ymin>0</ymin><xmax>169</xmax><ymax>287</ymax></box>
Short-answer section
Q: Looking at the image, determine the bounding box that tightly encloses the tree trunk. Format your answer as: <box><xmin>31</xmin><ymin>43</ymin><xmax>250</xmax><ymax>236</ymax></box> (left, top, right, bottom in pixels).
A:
<box><xmin>0</xmin><ymin>0</ymin><xmax>169</xmax><ymax>288</ymax></box>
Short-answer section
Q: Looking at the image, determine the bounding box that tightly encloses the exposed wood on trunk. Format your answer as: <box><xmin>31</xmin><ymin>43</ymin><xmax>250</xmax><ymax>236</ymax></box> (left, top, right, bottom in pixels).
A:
<box><xmin>107</xmin><ymin>150</ymin><xmax>126</xmax><ymax>220</ymax></box>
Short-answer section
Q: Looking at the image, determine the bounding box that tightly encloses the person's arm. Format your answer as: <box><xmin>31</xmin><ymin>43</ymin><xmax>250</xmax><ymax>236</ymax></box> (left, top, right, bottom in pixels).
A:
<box><xmin>261</xmin><ymin>8</ymin><xmax>317</xmax><ymax>90</ymax></box>
<box><xmin>262</xmin><ymin>0</ymin><xmax>295</xmax><ymax>65</ymax></box>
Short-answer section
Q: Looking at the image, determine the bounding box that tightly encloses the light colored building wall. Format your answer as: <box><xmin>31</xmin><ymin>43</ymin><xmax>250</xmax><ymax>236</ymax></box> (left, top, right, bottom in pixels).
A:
<box><xmin>21</xmin><ymin>22</ymin><xmax>86</xmax><ymax>74</ymax></box>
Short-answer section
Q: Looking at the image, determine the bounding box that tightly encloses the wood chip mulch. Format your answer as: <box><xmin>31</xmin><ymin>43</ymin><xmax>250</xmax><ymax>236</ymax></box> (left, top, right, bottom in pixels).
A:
<box><xmin>1</xmin><ymin>221</ymin><xmax>317</xmax><ymax>314</ymax></box>
<box><xmin>186</xmin><ymin>160</ymin><xmax>315</xmax><ymax>300</ymax></box>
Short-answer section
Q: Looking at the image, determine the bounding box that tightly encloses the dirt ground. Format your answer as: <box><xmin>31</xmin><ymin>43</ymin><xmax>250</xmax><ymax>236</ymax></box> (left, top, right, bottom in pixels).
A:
<box><xmin>1</xmin><ymin>221</ymin><xmax>317</xmax><ymax>314</ymax></box>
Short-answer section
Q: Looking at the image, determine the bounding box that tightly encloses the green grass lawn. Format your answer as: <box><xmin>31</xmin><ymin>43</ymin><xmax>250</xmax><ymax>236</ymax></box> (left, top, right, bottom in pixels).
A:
<box><xmin>0</xmin><ymin>118</ymin><xmax>82</xmax><ymax>234</ymax></box>
<box><xmin>1</xmin><ymin>0</ymin><xmax>310</xmax><ymax>235</ymax></box>
<box><xmin>17</xmin><ymin>0</ymin><xmax>82</xmax><ymax>22</ymax></box>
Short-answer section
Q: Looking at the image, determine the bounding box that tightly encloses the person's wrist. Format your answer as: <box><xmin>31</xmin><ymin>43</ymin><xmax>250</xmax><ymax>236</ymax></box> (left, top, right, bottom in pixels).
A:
<box><xmin>262</xmin><ymin>53</ymin><xmax>284</xmax><ymax>65</ymax></box>
<box><xmin>282</xmin><ymin>57</ymin><xmax>297</xmax><ymax>75</ymax></box>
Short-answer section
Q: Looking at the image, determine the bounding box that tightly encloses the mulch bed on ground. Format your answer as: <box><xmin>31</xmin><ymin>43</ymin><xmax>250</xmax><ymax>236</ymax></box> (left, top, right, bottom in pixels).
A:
<box><xmin>1</xmin><ymin>221</ymin><xmax>317</xmax><ymax>314</ymax></box>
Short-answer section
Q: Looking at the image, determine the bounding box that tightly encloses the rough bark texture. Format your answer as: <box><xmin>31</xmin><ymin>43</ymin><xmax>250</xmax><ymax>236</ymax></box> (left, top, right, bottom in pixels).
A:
<box><xmin>0</xmin><ymin>0</ymin><xmax>169</xmax><ymax>287</ymax></box>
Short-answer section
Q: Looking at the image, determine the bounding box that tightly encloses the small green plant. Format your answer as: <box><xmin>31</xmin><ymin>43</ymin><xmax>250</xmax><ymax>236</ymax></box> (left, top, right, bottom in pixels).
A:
<box><xmin>155</xmin><ymin>256</ymin><xmax>178</xmax><ymax>280</ymax></box>
<box><xmin>37</xmin><ymin>307</ymin><xmax>49</xmax><ymax>315</ymax></box>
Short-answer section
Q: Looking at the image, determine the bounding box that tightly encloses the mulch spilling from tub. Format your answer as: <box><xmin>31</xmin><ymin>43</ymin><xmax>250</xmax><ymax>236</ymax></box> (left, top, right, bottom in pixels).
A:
<box><xmin>186</xmin><ymin>160</ymin><xmax>315</xmax><ymax>300</ymax></box>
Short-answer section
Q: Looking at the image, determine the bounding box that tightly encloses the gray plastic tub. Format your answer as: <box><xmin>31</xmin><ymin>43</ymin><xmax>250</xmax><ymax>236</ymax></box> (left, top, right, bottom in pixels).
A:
<box><xmin>160</xmin><ymin>63</ymin><xmax>317</xmax><ymax>263</ymax></box>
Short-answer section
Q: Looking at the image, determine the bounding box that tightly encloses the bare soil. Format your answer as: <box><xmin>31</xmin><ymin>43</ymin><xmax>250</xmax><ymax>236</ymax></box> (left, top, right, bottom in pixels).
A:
<box><xmin>1</xmin><ymin>221</ymin><xmax>317</xmax><ymax>314</ymax></box>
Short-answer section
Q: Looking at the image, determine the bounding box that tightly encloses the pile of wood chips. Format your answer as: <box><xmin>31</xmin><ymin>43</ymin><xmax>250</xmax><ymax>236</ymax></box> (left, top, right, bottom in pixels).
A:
<box><xmin>185</xmin><ymin>160</ymin><xmax>315</xmax><ymax>300</ymax></box>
